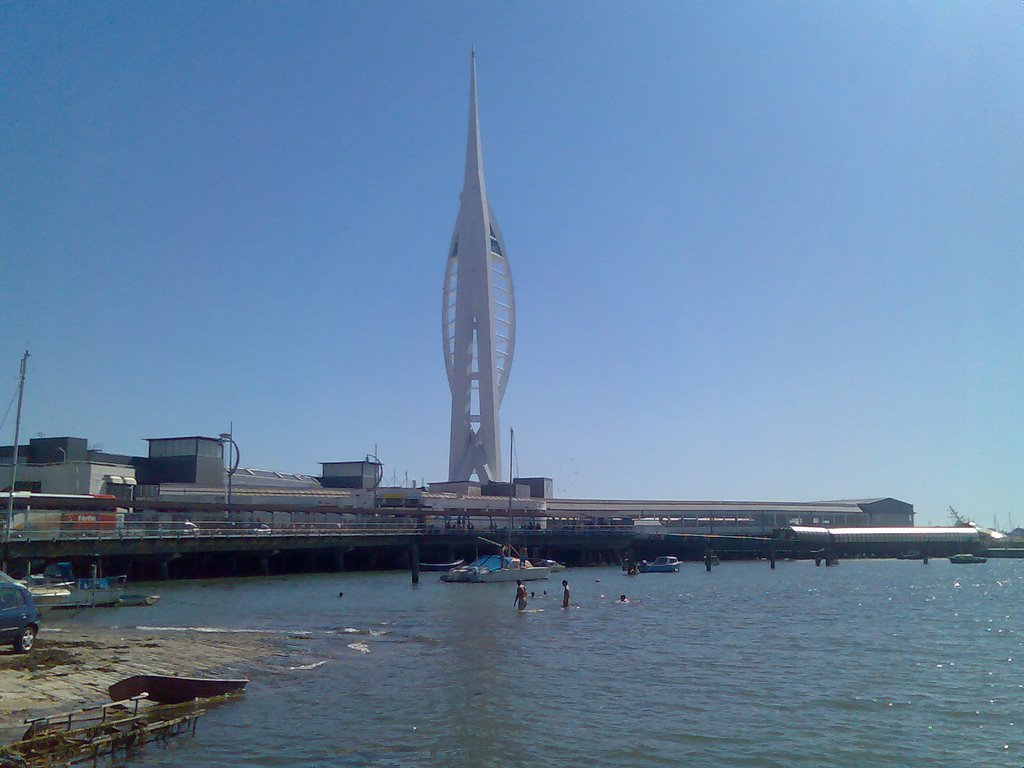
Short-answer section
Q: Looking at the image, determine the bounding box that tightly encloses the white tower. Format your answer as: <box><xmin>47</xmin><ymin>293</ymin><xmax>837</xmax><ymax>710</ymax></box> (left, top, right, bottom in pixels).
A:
<box><xmin>442</xmin><ymin>52</ymin><xmax>515</xmax><ymax>482</ymax></box>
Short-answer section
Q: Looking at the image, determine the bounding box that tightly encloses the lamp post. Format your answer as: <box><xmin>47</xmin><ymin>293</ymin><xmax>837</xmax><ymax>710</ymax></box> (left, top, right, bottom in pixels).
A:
<box><xmin>219</xmin><ymin>426</ymin><xmax>240</xmax><ymax>525</ymax></box>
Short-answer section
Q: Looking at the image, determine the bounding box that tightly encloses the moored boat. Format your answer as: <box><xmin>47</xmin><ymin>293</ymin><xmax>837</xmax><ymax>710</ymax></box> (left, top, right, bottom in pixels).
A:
<box><xmin>48</xmin><ymin>575</ymin><xmax>128</xmax><ymax>609</ymax></box>
<box><xmin>639</xmin><ymin>556</ymin><xmax>680</xmax><ymax>573</ymax></box>
<box><xmin>118</xmin><ymin>593</ymin><xmax>160</xmax><ymax>606</ymax></box>
<box><xmin>532</xmin><ymin>559</ymin><xmax>566</xmax><ymax>572</ymax></box>
<box><xmin>19</xmin><ymin>583</ymin><xmax>73</xmax><ymax>609</ymax></box>
<box><xmin>420</xmin><ymin>559</ymin><xmax>465</xmax><ymax>572</ymax></box>
<box><xmin>109</xmin><ymin>675</ymin><xmax>248</xmax><ymax>704</ymax></box>
<box><xmin>440</xmin><ymin>554</ymin><xmax>549</xmax><ymax>583</ymax></box>
<box><xmin>949</xmin><ymin>553</ymin><xmax>987</xmax><ymax>564</ymax></box>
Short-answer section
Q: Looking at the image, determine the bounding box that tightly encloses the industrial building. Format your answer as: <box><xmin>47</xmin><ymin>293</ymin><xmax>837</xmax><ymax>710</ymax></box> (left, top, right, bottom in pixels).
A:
<box><xmin>2</xmin><ymin>434</ymin><xmax>913</xmax><ymax>534</ymax></box>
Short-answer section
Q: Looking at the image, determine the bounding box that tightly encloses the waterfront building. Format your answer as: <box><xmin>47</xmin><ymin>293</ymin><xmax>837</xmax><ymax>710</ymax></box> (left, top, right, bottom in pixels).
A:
<box><xmin>442</xmin><ymin>52</ymin><xmax>515</xmax><ymax>482</ymax></box>
<box><xmin>2</xmin><ymin>434</ymin><xmax>913</xmax><ymax>533</ymax></box>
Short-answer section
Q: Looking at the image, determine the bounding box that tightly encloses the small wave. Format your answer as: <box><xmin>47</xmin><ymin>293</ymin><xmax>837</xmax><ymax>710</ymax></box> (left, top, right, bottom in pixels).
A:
<box><xmin>135</xmin><ymin>625</ymin><xmax>306</xmax><ymax>635</ymax></box>
<box><xmin>289</xmin><ymin>660</ymin><xmax>329</xmax><ymax>671</ymax></box>
<box><xmin>348</xmin><ymin>642</ymin><xmax>371</xmax><ymax>654</ymax></box>
<box><xmin>393</xmin><ymin>634</ymin><xmax>441</xmax><ymax>646</ymax></box>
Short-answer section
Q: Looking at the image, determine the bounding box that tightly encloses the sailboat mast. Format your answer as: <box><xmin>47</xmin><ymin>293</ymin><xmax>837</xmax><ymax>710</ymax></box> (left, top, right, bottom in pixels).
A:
<box><xmin>3</xmin><ymin>350</ymin><xmax>30</xmax><ymax>572</ymax></box>
<box><xmin>505</xmin><ymin>428</ymin><xmax>513</xmax><ymax>559</ymax></box>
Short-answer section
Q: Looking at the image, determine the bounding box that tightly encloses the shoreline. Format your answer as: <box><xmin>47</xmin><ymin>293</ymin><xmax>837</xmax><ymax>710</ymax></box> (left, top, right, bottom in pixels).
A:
<box><xmin>0</xmin><ymin>625</ymin><xmax>282</xmax><ymax>743</ymax></box>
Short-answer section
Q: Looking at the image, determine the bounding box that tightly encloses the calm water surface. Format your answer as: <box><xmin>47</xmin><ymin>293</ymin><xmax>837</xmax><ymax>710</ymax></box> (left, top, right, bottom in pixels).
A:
<box><xmin>50</xmin><ymin>560</ymin><xmax>1024</xmax><ymax>767</ymax></box>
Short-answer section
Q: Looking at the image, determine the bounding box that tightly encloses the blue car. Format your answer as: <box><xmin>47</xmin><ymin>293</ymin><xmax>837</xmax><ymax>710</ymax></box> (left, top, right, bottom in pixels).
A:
<box><xmin>0</xmin><ymin>573</ymin><xmax>39</xmax><ymax>654</ymax></box>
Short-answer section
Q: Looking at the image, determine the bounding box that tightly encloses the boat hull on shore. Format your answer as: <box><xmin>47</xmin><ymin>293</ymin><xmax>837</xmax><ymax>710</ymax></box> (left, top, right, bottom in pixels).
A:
<box><xmin>109</xmin><ymin>675</ymin><xmax>248</xmax><ymax>704</ymax></box>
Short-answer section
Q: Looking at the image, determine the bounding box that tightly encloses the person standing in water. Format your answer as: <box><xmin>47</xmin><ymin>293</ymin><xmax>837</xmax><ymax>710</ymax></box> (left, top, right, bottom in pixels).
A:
<box><xmin>514</xmin><ymin>579</ymin><xmax>528</xmax><ymax>611</ymax></box>
<box><xmin>561</xmin><ymin>579</ymin><xmax>570</xmax><ymax>608</ymax></box>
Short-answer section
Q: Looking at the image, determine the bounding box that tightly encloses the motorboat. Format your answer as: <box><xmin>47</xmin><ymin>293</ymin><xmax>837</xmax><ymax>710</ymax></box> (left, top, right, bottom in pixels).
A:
<box><xmin>109</xmin><ymin>675</ymin><xmax>248</xmax><ymax>704</ymax></box>
<box><xmin>949</xmin><ymin>553</ymin><xmax>987</xmax><ymax>564</ymax></box>
<box><xmin>639</xmin><ymin>556</ymin><xmax>681</xmax><ymax>573</ymax></box>
<box><xmin>532</xmin><ymin>559</ymin><xmax>566</xmax><ymax>573</ymax></box>
<box><xmin>420</xmin><ymin>559</ymin><xmax>465</xmax><ymax>572</ymax></box>
<box><xmin>20</xmin><ymin>583</ymin><xmax>73</xmax><ymax>610</ymax></box>
<box><xmin>440</xmin><ymin>555</ymin><xmax>549</xmax><ymax>583</ymax></box>
<box><xmin>118</xmin><ymin>593</ymin><xmax>160</xmax><ymax>607</ymax></box>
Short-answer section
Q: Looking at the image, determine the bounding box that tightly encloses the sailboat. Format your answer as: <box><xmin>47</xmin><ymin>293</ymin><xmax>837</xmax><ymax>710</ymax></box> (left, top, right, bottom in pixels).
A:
<box><xmin>2</xmin><ymin>351</ymin><xmax>29</xmax><ymax>574</ymax></box>
<box><xmin>440</xmin><ymin>429</ymin><xmax>549</xmax><ymax>584</ymax></box>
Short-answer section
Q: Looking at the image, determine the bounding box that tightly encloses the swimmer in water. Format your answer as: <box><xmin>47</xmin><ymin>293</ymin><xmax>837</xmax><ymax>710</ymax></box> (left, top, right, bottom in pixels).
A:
<box><xmin>619</xmin><ymin>594</ymin><xmax>629</xmax><ymax>603</ymax></box>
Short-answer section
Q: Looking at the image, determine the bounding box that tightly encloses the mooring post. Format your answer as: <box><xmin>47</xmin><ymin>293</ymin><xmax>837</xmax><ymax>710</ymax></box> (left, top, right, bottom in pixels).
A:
<box><xmin>258</xmin><ymin>555</ymin><xmax>270</xmax><ymax>576</ymax></box>
<box><xmin>704</xmin><ymin>549</ymin><xmax>712</xmax><ymax>572</ymax></box>
<box><xmin>157</xmin><ymin>559</ymin><xmax>170</xmax><ymax>581</ymax></box>
<box><xmin>410</xmin><ymin>543</ymin><xmax>420</xmax><ymax>585</ymax></box>
<box><xmin>769</xmin><ymin>543</ymin><xmax>776</xmax><ymax>569</ymax></box>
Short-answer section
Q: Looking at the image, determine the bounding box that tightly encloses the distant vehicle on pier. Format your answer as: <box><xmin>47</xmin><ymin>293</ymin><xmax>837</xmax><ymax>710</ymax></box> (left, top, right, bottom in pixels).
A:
<box><xmin>638</xmin><ymin>556</ymin><xmax>680</xmax><ymax>573</ymax></box>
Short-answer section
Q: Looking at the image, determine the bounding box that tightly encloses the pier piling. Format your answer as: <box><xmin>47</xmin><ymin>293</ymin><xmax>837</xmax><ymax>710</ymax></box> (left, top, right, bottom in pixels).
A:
<box><xmin>410</xmin><ymin>544</ymin><xmax>420</xmax><ymax>585</ymax></box>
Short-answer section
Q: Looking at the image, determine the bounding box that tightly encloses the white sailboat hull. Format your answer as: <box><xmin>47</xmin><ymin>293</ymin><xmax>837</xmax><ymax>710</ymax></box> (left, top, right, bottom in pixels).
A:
<box><xmin>469</xmin><ymin>567</ymin><xmax>550</xmax><ymax>583</ymax></box>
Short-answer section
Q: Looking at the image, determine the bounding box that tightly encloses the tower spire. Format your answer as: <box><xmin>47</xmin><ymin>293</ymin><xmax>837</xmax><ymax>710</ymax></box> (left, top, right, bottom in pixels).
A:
<box><xmin>465</xmin><ymin>49</ymin><xmax>485</xmax><ymax>197</ymax></box>
<box><xmin>442</xmin><ymin>53</ymin><xmax>517</xmax><ymax>483</ymax></box>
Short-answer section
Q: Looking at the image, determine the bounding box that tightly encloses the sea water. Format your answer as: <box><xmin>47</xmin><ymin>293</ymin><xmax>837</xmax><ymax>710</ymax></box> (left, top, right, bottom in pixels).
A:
<box><xmin>49</xmin><ymin>560</ymin><xmax>1024</xmax><ymax>767</ymax></box>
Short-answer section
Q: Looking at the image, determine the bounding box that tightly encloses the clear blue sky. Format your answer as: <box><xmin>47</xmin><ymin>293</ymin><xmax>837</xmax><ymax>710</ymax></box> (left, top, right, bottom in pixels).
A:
<box><xmin>2</xmin><ymin>2</ymin><xmax>1021</xmax><ymax>526</ymax></box>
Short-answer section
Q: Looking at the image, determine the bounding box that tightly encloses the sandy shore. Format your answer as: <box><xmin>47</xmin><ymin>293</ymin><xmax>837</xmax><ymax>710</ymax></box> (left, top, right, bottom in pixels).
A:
<box><xmin>0</xmin><ymin>626</ymin><xmax>281</xmax><ymax>742</ymax></box>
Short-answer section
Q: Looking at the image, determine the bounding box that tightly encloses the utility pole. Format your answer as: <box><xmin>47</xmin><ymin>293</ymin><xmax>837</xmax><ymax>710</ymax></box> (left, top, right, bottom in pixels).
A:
<box><xmin>3</xmin><ymin>350</ymin><xmax>29</xmax><ymax>573</ymax></box>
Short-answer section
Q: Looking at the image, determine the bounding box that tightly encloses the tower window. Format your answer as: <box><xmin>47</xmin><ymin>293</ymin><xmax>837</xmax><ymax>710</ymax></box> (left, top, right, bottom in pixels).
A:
<box><xmin>489</xmin><ymin>226</ymin><xmax>502</xmax><ymax>256</ymax></box>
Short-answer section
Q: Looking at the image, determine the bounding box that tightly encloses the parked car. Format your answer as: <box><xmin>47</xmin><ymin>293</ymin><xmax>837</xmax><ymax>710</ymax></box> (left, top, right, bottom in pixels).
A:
<box><xmin>0</xmin><ymin>573</ymin><xmax>39</xmax><ymax>653</ymax></box>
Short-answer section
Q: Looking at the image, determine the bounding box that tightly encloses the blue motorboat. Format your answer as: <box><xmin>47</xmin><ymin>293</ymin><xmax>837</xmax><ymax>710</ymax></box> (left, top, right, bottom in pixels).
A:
<box><xmin>638</xmin><ymin>556</ymin><xmax>680</xmax><ymax>573</ymax></box>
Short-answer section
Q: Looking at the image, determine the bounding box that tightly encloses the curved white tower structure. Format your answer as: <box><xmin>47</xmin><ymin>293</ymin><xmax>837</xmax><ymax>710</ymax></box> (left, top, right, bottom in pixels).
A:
<box><xmin>442</xmin><ymin>52</ymin><xmax>515</xmax><ymax>482</ymax></box>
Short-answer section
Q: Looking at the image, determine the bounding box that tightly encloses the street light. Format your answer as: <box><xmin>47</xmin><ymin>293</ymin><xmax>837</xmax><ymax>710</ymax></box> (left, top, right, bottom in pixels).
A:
<box><xmin>219</xmin><ymin>427</ymin><xmax>240</xmax><ymax>524</ymax></box>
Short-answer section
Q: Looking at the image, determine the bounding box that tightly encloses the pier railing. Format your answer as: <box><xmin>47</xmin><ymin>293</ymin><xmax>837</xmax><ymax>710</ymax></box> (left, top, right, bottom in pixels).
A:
<box><xmin>8</xmin><ymin>520</ymin><xmax>646</xmax><ymax>543</ymax></box>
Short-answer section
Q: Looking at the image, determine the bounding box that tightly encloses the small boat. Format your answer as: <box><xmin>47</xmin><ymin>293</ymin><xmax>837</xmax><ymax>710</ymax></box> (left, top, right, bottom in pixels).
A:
<box><xmin>109</xmin><ymin>675</ymin><xmax>248</xmax><ymax>705</ymax></box>
<box><xmin>49</xmin><ymin>576</ymin><xmax>128</xmax><ymax>609</ymax></box>
<box><xmin>532</xmin><ymin>559</ymin><xmax>566</xmax><ymax>572</ymax></box>
<box><xmin>420</xmin><ymin>559</ymin><xmax>465</xmax><ymax>572</ymax></box>
<box><xmin>638</xmin><ymin>556</ymin><xmax>680</xmax><ymax>573</ymax></box>
<box><xmin>440</xmin><ymin>555</ymin><xmax>549</xmax><ymax>583</ymax></box>
<box><xmin>897</xmin><ymin>548</ymin><xmax>929</xmax><ymax>561</ymax></box>
<box><xmin>118</xmin><ymin>594</ymin><xmax>160</xmax><ymax>606</ymax></box>
<box><xmin>949</xmin><ymin>553</ymin><xmax>987</xmax><ymax>564</ymax></box>
<box><xmin>20</xmin><ymin>583</ymin><xmax>73</xmax><ymax>609</ymax></box>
